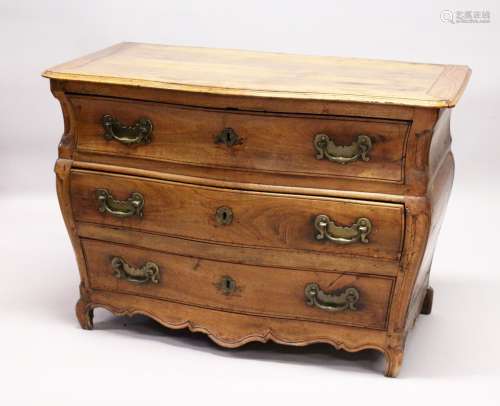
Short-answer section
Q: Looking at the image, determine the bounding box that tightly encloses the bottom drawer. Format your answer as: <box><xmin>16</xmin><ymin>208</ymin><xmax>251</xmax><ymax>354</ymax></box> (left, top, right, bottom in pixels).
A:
<box><xmin>82</xmin><ymin>239</ymin><xmax>394</xmax><ymax>330</ymax></box>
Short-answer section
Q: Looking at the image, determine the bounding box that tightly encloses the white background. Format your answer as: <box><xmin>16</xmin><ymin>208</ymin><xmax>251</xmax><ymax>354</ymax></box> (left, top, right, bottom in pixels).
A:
<box><xmin>1</xmin><ymin>0</ymin><xmax>499</xmax><ymax>404</ymax></box>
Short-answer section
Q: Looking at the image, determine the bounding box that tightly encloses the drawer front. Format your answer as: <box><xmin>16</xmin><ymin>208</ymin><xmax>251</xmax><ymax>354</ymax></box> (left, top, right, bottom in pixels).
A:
<box><xmin>71</xmin><ymin>170</ymin><xmax>404</xmax><ymax>261</ymax></box>
<box><xmin>82</xmin><ymin>239</ymin><xmax>393</xmax><ymax>329</ymax></box>
<box><xmin>70</xmin><ymin>95</ymin><xmax>410</xmax><ymax>182</ymax></box>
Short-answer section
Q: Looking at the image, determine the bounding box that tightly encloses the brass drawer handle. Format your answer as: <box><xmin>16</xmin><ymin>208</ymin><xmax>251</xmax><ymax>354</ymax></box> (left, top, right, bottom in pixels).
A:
<box><xmin>96</xmin><ymin>188</ymin><xmax>144</xmax><ymax>218</ymax></box>
<box><xmin>313</xmin><ymin>134</ymin><xmax>372</xmax><ymax>164</ymax></box>
<box><xmin>314</xmin><ymin>214</ymin><xmax>371</xmax><ymax>244</ymax></box>
<box><xmin>111</xmin><ymin>256</ymin><xmax>160</xmax><ymax>284</ymax></box>
<box><xmin>215</xmin><ymin>127</ymin><xmax>241</xmax><ymax>147</ymax></box>
<box><xmin>102</xmin><ymin>114</ymin><xmax>153</xmax><ymax>145</ymax></box>
<box><xmin>305</xmin><ymin>283</ymin><xmax>359</xmax><ymax>312</ymax></box>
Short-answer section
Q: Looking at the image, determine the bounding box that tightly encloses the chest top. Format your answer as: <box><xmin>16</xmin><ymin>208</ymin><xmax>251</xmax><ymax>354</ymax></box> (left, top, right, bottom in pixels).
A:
<box><xmin>43</xmin><ymin>42</ymin><xmax>470</xmax><ymax>108</ymax></box>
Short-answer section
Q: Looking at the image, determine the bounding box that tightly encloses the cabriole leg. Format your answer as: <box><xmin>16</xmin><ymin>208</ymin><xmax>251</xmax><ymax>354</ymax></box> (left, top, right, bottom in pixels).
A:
<box><xmin>384</xmin><ymin>347</ymin><xmax>404</xmax><ymax>377</ymax></box>
<box><xmin>76</xmin><ymin>298</ymin><xmax>94</xmax><ymax>330</ymax></box>
<box><xmin>420</xmin><ymin>286</ymin><xmax>434</xmax><ymax>315</ymax></box>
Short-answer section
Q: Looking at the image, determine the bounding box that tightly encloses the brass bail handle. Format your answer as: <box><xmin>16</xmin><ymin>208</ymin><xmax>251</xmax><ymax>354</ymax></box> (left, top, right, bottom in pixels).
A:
<box><xmin>305</xmin><ymin>283</ymin><xmax>360</xmax><ymax>312</ymax></box>
<box><xmin>96</xmin><ymin>188</ymin><xmax>144</xmax><ymax>218</ymax></box>
<box><xmin>314</xmin><ymin>214</ymin><xmax>372</xmax><ymax>244</ymax></box>
<box><xmin>102</xmin><ymin>114</ymin><xmax>153</xmax><ymax>145</ymax></box>
<box><xmin>111</xmin><ymin>256</ymin><xmax>160</xmax><ymax>284</ymax></box>
<box><xmin>313</xmin><ymin>134</ymin><xmax>373</xmax><ymax>164</ymax></box>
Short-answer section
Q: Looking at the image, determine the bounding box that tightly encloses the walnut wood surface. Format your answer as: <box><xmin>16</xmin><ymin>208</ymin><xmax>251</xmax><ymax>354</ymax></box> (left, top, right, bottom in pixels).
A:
<box><xmin>76</xmin><ymin>223</ymin><xmax>401</xmax><ymax>277</ymax></box>
<box><xmin>59</xmin><ymin>80</ymin><xmax>417</xmax><ymax>119</ymax></box>
<box><xmin>82</xmin><ymin>239</ymin><xmax>393</xmax><ymax>330</ymax></box>
<box><xmin>70</xmin><ymin>169</ymin><xmax>405</xmax><ymax>261</ymax></box>
<box><xmin>43</xmin><ymin>42</ymin><xmax>470</xmax><ymax>107</ymax></box>
<box><xmin>77</xmin><ymin>287</ymin><xmax>404</xmax><ymax>376</ymax></box>
<box><xmin>46</xmin><ymin>44</ymin><xmax>469</xmax><ymax>377</ymax></box>
<box><xmin>52</xmin><ymin>76</ymin><xmax>441</xmax><ymax>197</ymax></box>
<box><xmin>70</xmin><ymin>95</ymin><xmax>409</xmax><ymax>183</ymax></box>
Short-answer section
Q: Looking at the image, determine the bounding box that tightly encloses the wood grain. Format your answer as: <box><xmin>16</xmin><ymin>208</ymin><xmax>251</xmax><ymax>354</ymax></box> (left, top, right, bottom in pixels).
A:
<box><xmin>49</xmin><ymin>74</ymin><xmax>441</xmax><ymax>198</ymax></box>
<box><xmin>70</xmin><ymin>94</ymin><xmax>409</xmax><ymax>183</ymax></box>
<box><xmin>76</xmin><ymin>222</ymin><xmax>401</xmax><ymax>277</ymax></box>
<box><xmin>45</xmin><ymin>42</ymin><xmax>470</xmax><ymax>377</ymax></box>
<box><xmin>82</xmin><ymin>239</ymin><xmax>393</xmax><ymax>330</ymax></box>
<box><xmin>78</xmin><ymin>288</ymin><xmax>397</xmax><ymax>368</ymax></box>
<box><xmin>55</xmin><ymin>159</ymin><xmax>89</xmax><ymax>286</ymax></box>
<box><xmin>70</xmin><ymin>169</ymin><xmax>405</xmax><ymax>261</ymax></box>
<box><xmin>58</xmin><ymin>79</ymin><xmax>417</xmax><ymax>120</ymax></box>
<box><xmin>43</xmin><ymin>42</ymin><xmax>470</xmax><ymax>108</ymax></box>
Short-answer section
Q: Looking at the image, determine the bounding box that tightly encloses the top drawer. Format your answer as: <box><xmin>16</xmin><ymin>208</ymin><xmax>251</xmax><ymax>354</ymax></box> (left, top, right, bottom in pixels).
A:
<box><xmin>70</xmin><ymin>95</ymin><xmax>410</xmax><ymax>183</ymax></box>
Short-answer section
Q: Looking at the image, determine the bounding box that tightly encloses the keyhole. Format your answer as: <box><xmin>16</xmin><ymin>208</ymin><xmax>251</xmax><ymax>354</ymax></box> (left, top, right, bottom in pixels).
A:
<box><xmin>218</xmin><ymin>276</ymin><xmax>236</xmax><ymax>295</ymax></box>
<box><xmin>215</xmin><ymin>128</ymin><xmax>239</xmax><ymax>147</ymax></box>
<box><xmin>216</xmin><ymin>206</ymin><xmax>233</xmax><ymax>225</ymax></box>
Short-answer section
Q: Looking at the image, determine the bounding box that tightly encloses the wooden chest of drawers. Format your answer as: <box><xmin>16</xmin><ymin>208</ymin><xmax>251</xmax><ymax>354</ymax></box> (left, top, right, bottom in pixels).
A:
<box><xmin>43</xmin><ymin>42</ymin><xmax>470</xmax><ymax>376</ymax></box>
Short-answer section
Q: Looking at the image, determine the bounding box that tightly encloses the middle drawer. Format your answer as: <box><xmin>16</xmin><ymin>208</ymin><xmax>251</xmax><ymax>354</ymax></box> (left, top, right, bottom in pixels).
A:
<box><xmin>71</xmin><ymin>170</ymin><xmax>404</xmax><ymax>261</ymax></box>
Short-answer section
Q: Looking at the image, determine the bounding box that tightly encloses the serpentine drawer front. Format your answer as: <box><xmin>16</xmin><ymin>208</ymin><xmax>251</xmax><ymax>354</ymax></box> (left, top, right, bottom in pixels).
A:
<box><xmin>44</xmin><ymin>42</ymin><xmax>470</xmax><ymax>376</ymax></box>
<box><xmin>69</xmin><ymin>95</ymin><xmax>410</xmax><ymax>183</ymax></box>
<box><xmin>82</xmin><ymin>239</ymin><xmax>393</xmax><ymax>330</ymax></box>
<box><xmin>70</xmin><ymin>169</ymin><xmax>404</xmax><ymax>261</ymax></box>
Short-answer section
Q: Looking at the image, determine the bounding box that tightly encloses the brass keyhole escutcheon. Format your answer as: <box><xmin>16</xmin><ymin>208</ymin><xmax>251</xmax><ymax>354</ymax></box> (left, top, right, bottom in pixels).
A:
<box><xmin>214</xmin><ymin>127</ymin><xmax>241</xmax><ymax>147</ymax></box>
<box><xmin>215</xmin><ymin>206</ymin><xmax>233</xmax><ymax>225</ymax></box>
<box><xmin>216</xmin><ymin>275</ymin><xmax>237</xmax><ymax>295</ymax></box>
